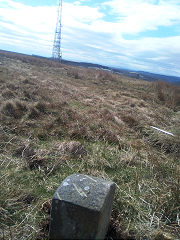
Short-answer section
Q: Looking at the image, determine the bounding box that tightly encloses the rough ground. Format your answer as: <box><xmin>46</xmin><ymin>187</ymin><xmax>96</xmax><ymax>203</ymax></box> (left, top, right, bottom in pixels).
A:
<box><xmin>0</xmin><ymin>50</ymin><xmax>180</xmax><ymax>239</ymax></box>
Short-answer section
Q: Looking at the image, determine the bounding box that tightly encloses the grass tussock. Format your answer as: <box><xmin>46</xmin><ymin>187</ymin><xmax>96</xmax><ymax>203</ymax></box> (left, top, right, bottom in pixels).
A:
<box><xmin>121</xmin><ymin>114</ymin><xmax>139</xmax><ymax>128</ymax></box>
<box><xmin>1</xmin><ymin>100</ymin><xmax>28</xmax><ymax>119</ymax></box>
<box><xmin>67</xmin><ymin>68</ymin><xmax>81</xmax><ymax>79</ymax></box>
<box><xmin>0</xmin><ymin>51</ymin><xmax>180</xmax><ymax>240</ymax></box>
<box><xmin>152</xmin><ymin>81</ymin><xmax>180</xmax><ymax>111</ymax></box>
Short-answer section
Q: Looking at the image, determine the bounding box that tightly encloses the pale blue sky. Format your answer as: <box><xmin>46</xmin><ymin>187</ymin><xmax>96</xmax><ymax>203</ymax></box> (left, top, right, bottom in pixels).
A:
<box><xmin>0</xmin><ymin>0</ymin><xmax>180</xmax><ymax>76</ymax></box>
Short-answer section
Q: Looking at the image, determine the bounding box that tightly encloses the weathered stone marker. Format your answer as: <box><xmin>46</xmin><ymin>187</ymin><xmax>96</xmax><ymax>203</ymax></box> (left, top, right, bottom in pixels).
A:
<box><xmin>49</xmin><ymin>174</ymin><xmax>115</xmax><ymax>240</ymax></box>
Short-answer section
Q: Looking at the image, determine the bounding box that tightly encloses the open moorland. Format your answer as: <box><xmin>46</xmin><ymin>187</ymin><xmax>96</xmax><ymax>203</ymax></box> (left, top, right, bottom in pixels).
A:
<box><xmin>0</xmin><ymin>50</ymin><xmax>180</xmax><ymax>239</ymax></box>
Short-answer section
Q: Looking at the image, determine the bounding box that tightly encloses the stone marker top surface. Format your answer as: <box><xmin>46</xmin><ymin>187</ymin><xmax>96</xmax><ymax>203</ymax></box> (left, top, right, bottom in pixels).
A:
<box><xmin>53</xmin><ymin>174</ymin><xmax>115</xmax><ymax>211</ymax></box>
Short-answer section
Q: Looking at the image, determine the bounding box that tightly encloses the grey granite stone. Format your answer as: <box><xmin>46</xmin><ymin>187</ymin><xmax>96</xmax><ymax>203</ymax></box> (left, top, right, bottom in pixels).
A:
<box><xmin>49</xmin><ymin>174</ymin><xmax>115</xmax><ymax>240</ymax></box>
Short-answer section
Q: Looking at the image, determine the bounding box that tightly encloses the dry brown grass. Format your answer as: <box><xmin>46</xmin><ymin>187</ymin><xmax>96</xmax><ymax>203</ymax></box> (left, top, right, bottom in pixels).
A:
<box><xmin>152</xmin><ymin>81</ymin><xmax>180</xmax><ymax>111</ymax></box>
<box><xmin>1</xmin><ymin>100</ymin><xmax>28</xmax><ymax>119</ymax></box>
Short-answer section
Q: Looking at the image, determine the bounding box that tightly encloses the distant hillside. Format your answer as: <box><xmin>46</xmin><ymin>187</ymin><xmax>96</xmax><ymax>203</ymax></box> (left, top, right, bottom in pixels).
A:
<box><xmin>137</xmin><ymin>71</ymin><xmax>180</xmax><ymax>85</ymax></box>
<box><xmin>61</xmin><ymin>60</ymin><xmax>180</xmax><ymax>85</ymax></box>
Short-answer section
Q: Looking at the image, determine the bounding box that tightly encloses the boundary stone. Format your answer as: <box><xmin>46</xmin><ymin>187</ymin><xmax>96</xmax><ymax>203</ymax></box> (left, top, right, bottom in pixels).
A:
<box><xmin>49</xmin><ymin>174</ymin><xmax>115</xmax><ymax>239</ymax></box>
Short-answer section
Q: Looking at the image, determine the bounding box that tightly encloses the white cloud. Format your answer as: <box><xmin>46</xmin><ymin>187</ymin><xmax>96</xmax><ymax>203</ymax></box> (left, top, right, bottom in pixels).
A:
<box><xmin>0</xmin><ymin>0</ymin><xmax>180</xmax><ymax>76</ymax></box>
<box><xmin>103</xmin><ymin>0</ymin><xmax>180</xmax><ymax>34</ymax></box>
<box><xmin>0</xmin><ymin>0</ymin><xmax>56</xmax><ymax>32</ymax></box>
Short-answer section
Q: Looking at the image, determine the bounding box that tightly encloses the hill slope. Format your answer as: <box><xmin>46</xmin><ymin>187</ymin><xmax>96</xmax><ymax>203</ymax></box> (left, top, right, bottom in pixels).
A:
<box><xmin>0</xmin><ymin>50</ymin><xmax>180</xmax><ymax>239</ymax></box>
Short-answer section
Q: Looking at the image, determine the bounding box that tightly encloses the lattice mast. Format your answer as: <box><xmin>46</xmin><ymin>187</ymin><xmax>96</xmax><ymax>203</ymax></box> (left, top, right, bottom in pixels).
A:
<box><xmin>52</xmin><ymin>0</ymin><xmax>62</xmax><ymax>61</ymax></box>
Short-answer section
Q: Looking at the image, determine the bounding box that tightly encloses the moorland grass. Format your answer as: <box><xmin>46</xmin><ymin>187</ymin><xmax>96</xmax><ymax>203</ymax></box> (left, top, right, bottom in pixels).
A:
<box><xmin>0</xmin><ymin>51</ymin><xmax>179</xmax><ymax>239</ymax></box>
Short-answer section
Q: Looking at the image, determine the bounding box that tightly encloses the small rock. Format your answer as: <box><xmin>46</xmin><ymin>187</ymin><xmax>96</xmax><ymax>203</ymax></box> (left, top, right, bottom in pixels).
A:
<box><xmin>58</xmin><ymin>141</ymin><xmax>87</xmax><ymax>156</ymax></box>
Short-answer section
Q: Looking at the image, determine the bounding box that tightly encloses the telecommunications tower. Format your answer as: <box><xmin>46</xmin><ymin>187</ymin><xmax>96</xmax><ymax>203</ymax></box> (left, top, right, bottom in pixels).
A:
<box><xmin>52</xmin><ymin>0</ymin><xmax>62</xmax><ymax>61</ymax></box>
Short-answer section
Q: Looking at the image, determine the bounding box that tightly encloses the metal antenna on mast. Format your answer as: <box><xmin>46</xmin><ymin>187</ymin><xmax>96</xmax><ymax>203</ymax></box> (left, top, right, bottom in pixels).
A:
<box><xmin>52</xmin><ymin>0</ymin><xmax>62</xmax><ymax>62</ymax></box>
